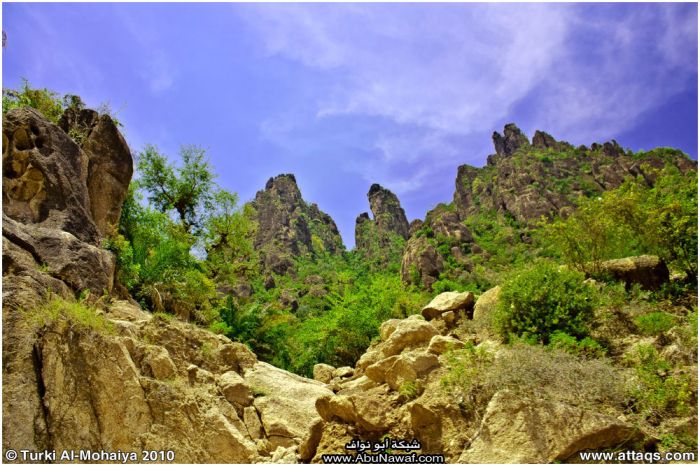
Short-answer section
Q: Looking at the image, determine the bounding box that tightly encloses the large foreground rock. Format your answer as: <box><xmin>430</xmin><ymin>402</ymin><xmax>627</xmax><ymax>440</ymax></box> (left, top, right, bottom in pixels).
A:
<box><xmin>421</xmin><ymin>291</ymin><xmax>474</xmax><ymax>320</ymax></box>
<box><xmin>459</xmin><ymin>390</ymin><xmax>640</xmax><ymax>463</ymax></box>
<box><xmin>245</xmin><ymin>362</ymin><xmax>333</xmax><ymax>449</ymax></box>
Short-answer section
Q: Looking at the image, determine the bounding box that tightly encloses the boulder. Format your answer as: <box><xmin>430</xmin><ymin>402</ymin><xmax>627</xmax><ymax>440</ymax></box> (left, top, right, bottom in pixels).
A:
<box><xmin>243</xmin><ymin>406</ymin><xmax>264</xmax><ymax>440</ymax></box>
<box><xmin>316</xmin><ymin>394</ymin><xmax>356</xmax><ymax>424</ymax></box>
<box><xmin>384</xmin><ymin>352</ymin><xmax>439</xmax><ymax>391</ymax></box>
<box><xmin>218</xmin><ymin>342</ymin><xmax>258</xmax><ymax>373</ymax></box>
<box><xmin>37</xmin><ymin>320</ymin><xmax>152</xmax><ymax>452</ymax></box>
<box><xmin>365</xmin><ymin>356</ymin><xmax>400</xmax><ymax>384</ymax></box>
<box><xmin>379</xmin><ymin>318</ymin><xmax>402</xmax><ymax>341</ymax></box>
<box><xmin>382</xmin><ymin>318</ymin><xmax>439</xmax><ymax>357</ymax></box>
<box><xmin>299</xmin><ymin>418</ymin><xmax>324</xmax><ymax>461</ymax></box>
<box><xmin>3</xmin><ymin>107</ymin><xmax>99</xmax><ymax>244</ymax></box>
<box><xmin>333</xmin><ymin>366</ymin><xmax>354</xmax><ymax>379</ymax></box>
<box><xmin>366</xmin><ymin>351</ymin><xmax>439</xmax><ymax>391</ymax></box>
<box><xmin>246</xmin><ymin>362</ymin><xmax>332</xmax><ymax>447</ymax></box>
<box><xmin>473</xmin><ymin>286</ymin><xmax>501</xmax><ymax>322</ymax></box>
<box><xmin>427</xmin><ymin>335</ymin><xmax>465</xmax><ymax>355</ymax></box>
<box><xmin>3</xmin><ymin>215</ymin><xmax>115</xmax><ymax>297</ymax></box>
<box><xmin>473</xmin><ymin>285</ymin><xmax>502</xmax><ymax>339</ymax></box>
<box><xmin>421</xmin><ymin>291</ymin><xmax>475</xmax><ymax>320</ymax></box>
<box><xmin>143</xmin><ymin>346</ymin><xmax>178</xmax><ymax>380</ymax></box>
<box><xmin>596</xmin><ymin>255</ymin><xmax>669</xmax><ymax>291</ymax></box>
<box><xmin>79</xmin><ymin>113</ymin><xmax>133</xmax><ymax>236</ymax></box>
<box><xmin>218</xmin><ymin>371</ymin><xmax>253</xmax><ymax>407</ymax></box>
<box><xmin>202</xmin><ymin>408</ymin><xmax>260</xmax><ymax>463</ymax></box>
<box><xmin>313</xmin><ymin>363</ymin><xmax>335</xmax><ymax>384</ymax></box>
<box><xmin>459</xmin><ymin>390</ymin><xmax>640</xmax><ymax>463</ymax></box>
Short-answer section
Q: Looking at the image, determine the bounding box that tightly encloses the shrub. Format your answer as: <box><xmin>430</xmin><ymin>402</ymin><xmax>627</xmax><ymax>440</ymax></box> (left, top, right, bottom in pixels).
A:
<box><xmin>541</xmin><ymin>165</ymin><xmax>697</xmax><ymax>281</ymax></box>
<box><xmin>441</xmin><ymin>343</ymin><xmax>628</xmax><ymax>414</ymax></box>
<box><xmin>494</xmin><ymin>260</ymin><xmax>596</xmax><ymax>343</ymax></box>
<box><xmin>623</xmin><ymin>344</ymin><xmax>693</xmax><ymax>421</ymax></box>
<box><xmin>398</xmin><ymin>380</ymin><xmax>419</xmax><ymax>399</ymax></box>
<box><xmin>633</xmin><ymin>312</ymin><xmax>676</xmax><ymax>336</ymax></box>
<box><xmin>548</xmin><ymin>331</ymin><xmax>607</xmax><ymax>359</ymax></box>
<box><xmin>27</xmin><ymin>297</ymin><xmax>114</xmax><ymax>334</ymax></box>
<box><xmin>3</xmin><ymin>79</ymin><xmax>65</xmax><ymax>123</ymax></box>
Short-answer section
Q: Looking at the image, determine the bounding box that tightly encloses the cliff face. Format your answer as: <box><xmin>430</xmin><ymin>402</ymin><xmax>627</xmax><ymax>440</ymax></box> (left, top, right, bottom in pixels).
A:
<box><xmin>250</xmin><ymin>174</ymin><xmax>344</xmax><ymax>275</ymax></box>
<box><xmin>401</xmin><ymin>123</ymin><xmax>697</xmax><ymax>289</ymax></box>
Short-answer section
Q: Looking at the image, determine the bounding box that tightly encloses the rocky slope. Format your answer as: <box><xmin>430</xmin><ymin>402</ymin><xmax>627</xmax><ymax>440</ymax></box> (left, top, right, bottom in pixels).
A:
<box><xmin>401</xmin><ymin>123</ymin><xmax>697</xmax><ymax>289</ymax></box>
<box><xmin>308</xmin><ymin>282</ymin><xmax>697</xmax><ymax>463</ymax></box>
<box><xmin>250</xmin><ymin>174</ymin><xmax>344</xmax><ymax>275</ymax></box>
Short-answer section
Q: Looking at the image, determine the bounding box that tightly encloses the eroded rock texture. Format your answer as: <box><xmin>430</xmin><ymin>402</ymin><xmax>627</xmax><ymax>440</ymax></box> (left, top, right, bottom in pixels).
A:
<box><xmin>250</xmin><ymin>174</ymin><xmax>344</xmax><ymax>275</ymax></box>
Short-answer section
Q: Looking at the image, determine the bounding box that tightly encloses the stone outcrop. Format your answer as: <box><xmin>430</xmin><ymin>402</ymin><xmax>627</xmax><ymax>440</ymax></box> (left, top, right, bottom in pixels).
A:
<box><xmin>4</xmin><ymin>107</ymin><xmax>100</xmax><ymax>244</ymax></box>
<box><xmin>459</xmin><ymin>390</ymin><xmax>640</xmax><ymax>463</ymax></box>
<box><xmin>400</xmin><ymin>236</ymin><xmax>444</xmax><ymax>289</ymax></box>
<box><xmin>491</xmin><ymin>123</ymin><xmax>529</xmax><ymax>160</ymax></box>
<box><xmin>250</xmin><ymin>174</ymin><xmax>344</xmax><ymax>275</ymax></box>
<box><xmin>5</xmin><ymin>298</ymin><xmax>338</xmax><ymax>463</ymax></box>
<box><xmin>2</xmin><ymin>106</ymin><xmax>132</xmax><ymax>304</ymax></box>
<box><xmin>355</xmin><ymin>183</ymin><xmax>410</xmax><ymax>255</ymax></box>
<box><xmin>455</xmin><ymin>124</ymin><xmax>696</xmax><ymax>226</ymax></box>
<box><xmin>401</xmin><ymin>122</ymin><xmax>696</xmax><ymax>289</ymax></box>
<box><xmin>246</xmin><ymin>362</ymin><xmax>333</xmax><ymax>450</ymax></box>
<box><xmin>366</xmin><ymin>183</ymin><xmax>410</xmax><ymax>239</ymax></box>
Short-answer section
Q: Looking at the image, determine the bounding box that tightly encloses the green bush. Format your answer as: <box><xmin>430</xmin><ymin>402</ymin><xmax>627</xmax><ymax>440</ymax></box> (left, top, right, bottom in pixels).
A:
<box><xmin>634</xmin><ymin>312</ymin><xmax>676</xmax><ymax>336</ymax></box>
<box><xmin>624</xmin><ymin>344</ymin><xmax>693</xmax><ymax>421</ymax></box>
<box><xmin>3</xmin><ymin>79</ymin><xmax>66</xmax><ymax>123</ymax></box>
<box><xmin>548</xmin><ymin>331</ymin><xmax>607</xmax><ymax>359</ymax></box>
<box><xmin>541</xmin><ymin>165</ymin><xmax>697</xmax><ymax>282</ymax></box>
<box><xmin>26</xmin><ymin>297</ymin><xmax>114</xmax><ymax>334</ymax></box>
<box><xmin>494</xmin><ymin>260</ymin><xmax>596</xmax><ymax>343</ymax></box>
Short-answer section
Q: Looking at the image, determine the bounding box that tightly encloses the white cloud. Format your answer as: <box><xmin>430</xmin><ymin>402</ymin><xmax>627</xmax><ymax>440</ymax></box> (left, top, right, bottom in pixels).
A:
<box><xmin>240</xmin><ymin>3</ymin><xmax>696</xmax><ymax>191</ymax></box>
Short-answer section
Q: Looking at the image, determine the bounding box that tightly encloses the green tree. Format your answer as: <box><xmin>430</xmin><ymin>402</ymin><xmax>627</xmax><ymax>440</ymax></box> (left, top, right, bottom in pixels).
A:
<box><xmin>204</xmin><ymin>190</ymin><xmax>259</xmax><ymax>282</ymax></box>
<box><xmin>137</xmin><ymin>144</ymin><xmax>216</xmax><ymax>233</ymax></box>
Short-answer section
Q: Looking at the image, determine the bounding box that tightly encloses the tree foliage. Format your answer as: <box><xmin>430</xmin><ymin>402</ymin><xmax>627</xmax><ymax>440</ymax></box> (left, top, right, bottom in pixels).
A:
<box><xmin>136</xmin><ymin>144</ymin><xmax>217</xmax><ymax>234</ymax></box>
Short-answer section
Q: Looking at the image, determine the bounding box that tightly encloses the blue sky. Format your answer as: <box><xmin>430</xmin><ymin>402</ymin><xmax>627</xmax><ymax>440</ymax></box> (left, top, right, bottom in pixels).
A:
<box><xmin>2</xmin><ymin>2</ymin><xmax>697</xmax><ymax>248</ymax></box>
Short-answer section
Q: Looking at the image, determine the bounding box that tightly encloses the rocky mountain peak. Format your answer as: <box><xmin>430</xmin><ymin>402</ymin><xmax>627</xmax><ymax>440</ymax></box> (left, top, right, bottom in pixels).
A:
<box><xmin>531</xmin><ymin>129</ymin><xmax>558</xmax><ymax>149</ymax></box>
<box><xmin>355</xmin><ymin>184</ymin><xmax>410</xmax><ymax>254</ymax></box>
<box><xmin>492</xmin><ymin>123</ymin><xmax>529</xmax><ymax>158</ymax></box>
<box><xmin>262</xmin><ymin>173</ymin><xmax>302</xmax><ymax>204</ymax></box>
<box><xmin>250</xmin><ymin>173</ymin><xmax>343</xmax><ymax>274</ymax></box>
<box><xmin>366</xmin><ymin>183</ymin><xmax>409</xmax><ymax>239</ymax></box>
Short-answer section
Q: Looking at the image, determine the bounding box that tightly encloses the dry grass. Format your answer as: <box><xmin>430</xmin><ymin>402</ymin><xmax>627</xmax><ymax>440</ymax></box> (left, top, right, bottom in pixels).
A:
<box><xmin>442</xmin><ymin>343</ymin><xmax>630</xmax><ymax>416</ymax></box>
